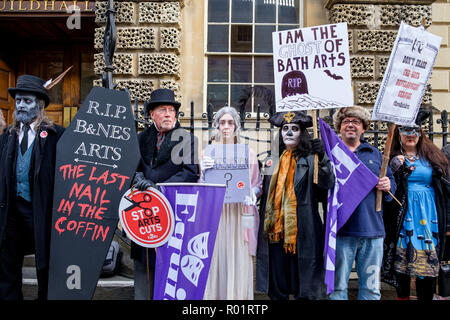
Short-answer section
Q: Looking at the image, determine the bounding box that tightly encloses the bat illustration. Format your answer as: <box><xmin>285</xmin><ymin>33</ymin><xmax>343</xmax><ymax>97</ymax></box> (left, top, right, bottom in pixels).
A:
<box><xmin>324</xmin><ymin>70</ymin><xmax>343</xmax><ymax>80</ymax></box>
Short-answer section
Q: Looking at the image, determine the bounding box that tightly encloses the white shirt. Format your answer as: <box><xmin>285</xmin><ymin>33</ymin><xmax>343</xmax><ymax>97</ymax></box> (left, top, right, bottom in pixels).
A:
<box><xmin>18</xmin><ymin>121</ymin><xmax>37</xmax><ymax>150</ymax></box>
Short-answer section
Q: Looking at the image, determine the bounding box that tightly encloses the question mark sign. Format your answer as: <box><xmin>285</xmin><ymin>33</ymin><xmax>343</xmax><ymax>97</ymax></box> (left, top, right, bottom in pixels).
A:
<box><xmin>224</xmin><ymin>173</ymin><xmax>232</xmax><ymax>188</ymax></box>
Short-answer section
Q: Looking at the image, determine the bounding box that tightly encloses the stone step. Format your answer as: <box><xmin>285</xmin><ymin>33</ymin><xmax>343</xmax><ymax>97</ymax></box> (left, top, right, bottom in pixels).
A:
<box><xmin>22</xmin><ymin>265</ymin><xmax>396</xmax><ymax>300</ymax></box>
<box><xmin>22</xmin><ymin>267</ymin><xmax>135</xmax><ymax>300</ymax></box>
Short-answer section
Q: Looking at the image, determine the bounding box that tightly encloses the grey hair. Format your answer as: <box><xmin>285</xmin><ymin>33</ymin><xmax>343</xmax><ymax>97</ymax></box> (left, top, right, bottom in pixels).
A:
<box><xmin>212</xmin><ymin>106</ymin><xmax>241</xmax><ymax>143</ymax></box>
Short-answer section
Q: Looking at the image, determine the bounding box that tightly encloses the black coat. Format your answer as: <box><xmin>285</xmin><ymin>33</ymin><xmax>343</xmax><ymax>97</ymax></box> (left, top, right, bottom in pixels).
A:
<box><xmin>131</xmin><ymin>123</ymin><xmax>199</xmax><ymax>263</ymax></box>
<box><xmin>256</xmin><ymin>153</ymin><xmax>334</xmax><ymax>299</ymax></box>
<box><xmin>381</xmin><ymin>161</ymin><xmax>450</xmax><ymax>288</ymax></box>
<box><xmin>0</xmin><ymin>122</ymin><xmax>64</xmax><ymax>271</ymax></box>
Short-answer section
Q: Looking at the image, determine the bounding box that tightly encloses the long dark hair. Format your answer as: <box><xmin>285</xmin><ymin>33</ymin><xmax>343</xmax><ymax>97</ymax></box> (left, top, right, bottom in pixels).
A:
<box><xmin>390</xmin><ymin>126</ymin><xmax>449</xmax><ymax>174</ymax></box>
<box><xmin>278</xmin><ymin>124</ymin><xmax>312</xmax><ymax>159</ymax></box>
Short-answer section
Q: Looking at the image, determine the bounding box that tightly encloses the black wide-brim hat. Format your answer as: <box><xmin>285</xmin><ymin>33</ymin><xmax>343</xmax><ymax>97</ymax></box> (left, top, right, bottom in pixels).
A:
<box><xmin>269</xmin><ymin>111</ymin><xmax>313</xmax><ymax>128</ymax></box>
<box><xmin>8</xmin><ymin>75</ymin><xmax>50</xmax><ymax>107</ymax></box>
<box><xmin>144</xmin><ymin>88</ymin><xmax>181</xmax><ymax>114</ymax></box>
<box><xmin>414</xmin><ymin>106</ymin><xmax>432</xmax><ymax>126</ymax></box>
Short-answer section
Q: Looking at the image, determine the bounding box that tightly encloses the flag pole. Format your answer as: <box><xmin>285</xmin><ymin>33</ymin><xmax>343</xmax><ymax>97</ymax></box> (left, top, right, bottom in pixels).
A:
<box><xmin>376</xmin><ymin>122</ymin><xmax>396</xmax><ymax>211</ymax></box>
<box><xmin>313</xmin><ymin>109</ymin><xmax>319</xmax><ymax>184</ymax></box>
<box><xmin>146</xmin><ymin>248</ymin><xmax>151</xmax><ymax>300</ymax></box>
<box><xmin>376</xmin><ymin>18</ymin><xmax>426</xmax><ymax>211</ymax></box>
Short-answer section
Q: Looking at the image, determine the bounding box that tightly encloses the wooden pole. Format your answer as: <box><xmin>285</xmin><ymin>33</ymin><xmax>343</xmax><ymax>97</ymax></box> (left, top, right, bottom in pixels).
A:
<box><xmin>376</xmin><ymin>122</ymin><xmax>396</xmax><ymax>211</ymax></box>
<box><xmin>312</xmin><ymin>109</ymin><xmax>319</xmax><ymax>184</ymax></box>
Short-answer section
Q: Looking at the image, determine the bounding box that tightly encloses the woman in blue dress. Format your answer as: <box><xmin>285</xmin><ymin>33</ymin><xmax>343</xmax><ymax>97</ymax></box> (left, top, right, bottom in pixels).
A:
<box><xmin>381</xmin><ymin>109</ymin><xmax>450</xmax><ymax>300</ymax></box>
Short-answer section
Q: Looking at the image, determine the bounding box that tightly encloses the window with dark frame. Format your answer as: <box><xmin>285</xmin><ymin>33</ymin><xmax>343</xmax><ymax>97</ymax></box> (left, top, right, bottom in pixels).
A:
<box><xmin>206</xmin><ymin>0</ymin><xmax>302</xmax><ymax>113</ymax></box>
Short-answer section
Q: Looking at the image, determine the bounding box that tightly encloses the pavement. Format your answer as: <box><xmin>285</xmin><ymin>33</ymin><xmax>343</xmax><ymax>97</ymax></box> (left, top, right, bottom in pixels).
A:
<box><xmin>21</xmin><ymin>265</ymin><xmax>399</xmax><ymax>300</ymax></box>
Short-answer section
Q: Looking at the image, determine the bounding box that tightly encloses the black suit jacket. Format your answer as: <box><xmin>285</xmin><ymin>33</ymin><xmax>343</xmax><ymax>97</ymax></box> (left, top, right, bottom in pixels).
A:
<box><xmin>0</xmin><ymin>122</ymin><xmax>64</xmax><ymax>270</ymax></box>
<box><xmin>131</xmin><ymin>123</ymin><xmax>199</xmax><ymax>263</ymax></box>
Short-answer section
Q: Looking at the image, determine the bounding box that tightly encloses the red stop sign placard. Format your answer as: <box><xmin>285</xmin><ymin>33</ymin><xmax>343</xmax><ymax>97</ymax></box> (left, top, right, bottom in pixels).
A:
<box><xmin>119</xmin><ymin>188</ymin><xmax>174</xmax><ymax>248</ymax></box>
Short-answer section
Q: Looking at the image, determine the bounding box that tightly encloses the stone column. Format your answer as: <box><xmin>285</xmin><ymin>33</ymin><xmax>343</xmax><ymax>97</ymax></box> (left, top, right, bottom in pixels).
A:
<box><xmin>94</xmin><ymin>0</ymin><xmax>183</xmax><ymax>126</ymax></box>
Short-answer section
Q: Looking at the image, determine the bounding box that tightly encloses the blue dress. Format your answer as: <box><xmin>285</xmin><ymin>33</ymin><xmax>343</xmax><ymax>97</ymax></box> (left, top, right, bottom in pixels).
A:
<box><xmin>394</xmin><ymin>158</ymin><xmax>440</xmax><ymax>277</ymax></box>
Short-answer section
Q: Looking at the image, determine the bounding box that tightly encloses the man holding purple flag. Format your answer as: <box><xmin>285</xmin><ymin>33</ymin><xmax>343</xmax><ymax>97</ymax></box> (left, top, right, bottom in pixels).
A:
<box><xmin>325</xmin><ymin>106</ymin><xmax>396</xmax><ymax>300</ymax></box>
<box><xmin>153</xmin><ymin>183</ymin><xmax>226</xmax><ymax>300</ymax></box>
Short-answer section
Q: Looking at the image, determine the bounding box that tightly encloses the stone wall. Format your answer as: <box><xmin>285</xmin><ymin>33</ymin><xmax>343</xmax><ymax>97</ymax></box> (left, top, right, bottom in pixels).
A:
<box><xmin>94</xmin><ymin>0</ymin><xmax>182</xmax><ymax>121</ymax></box>
<box><xmin>327</xmin><ymin>2</ymin><xmax>433</xmax><ymax>107</ymax></box>
<box><xmin>325</xmin><ymin>0</ymin><xmax>440</xmax><ymax>149</ymax></box>
<box><xmin>429</xmin><ymin>0</ymin><xmax>450</xmax><ymax>113</ymax></box>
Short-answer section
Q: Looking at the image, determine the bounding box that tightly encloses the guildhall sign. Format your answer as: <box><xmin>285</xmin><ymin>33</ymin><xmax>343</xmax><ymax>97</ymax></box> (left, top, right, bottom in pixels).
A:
<box><xmin>0</xmin><ymin>0</ymin><xmax>94</xmax><ymax>12</ymax></box>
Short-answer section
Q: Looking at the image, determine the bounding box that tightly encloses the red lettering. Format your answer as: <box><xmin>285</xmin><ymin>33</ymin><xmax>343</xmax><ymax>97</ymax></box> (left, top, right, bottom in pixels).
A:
<box><xmin>88</xmin><ymin>166</ymin><xmax>130</xmax><ymax>190</ymax></box>
<box><xmin>398</xmin><ymin>91</ymin><xmax>412</xmax><ymax>100</ymax></box>
<box><xmin>55</xmin><ymin>216</ymin><xmax>67</xmax><ymax>235</ymax></box>
<box><xmin>53</xmin><ymin>217</ymin><xmax>110</xmax><ymax>242</ymax></box>
<box><xmin>67</xmin><ymin>220</ymin><xmax>77</xmax><ymax>231</ymax></box>
<box><xmin>411</xmin><ymin>71</ymin><xmax>420</xmax><ymax>79</ymax></box>
<box><xmin>78</xmin><ymin>185</ymin><xmax>92</xmax><ymax>202</ymax></box>
<box><xmin>76</xmin><ymin>221</ymin><xmax>86</xmax><ymax>235</ymax></box>
<box><xmin>59</xmin><ymin>164</ymin><xmax>86</xmax><ymax>180</ymax></box>
<box><xmin>69</xmin><ymin>182</ymin><xmax>85</xmax><ymax>199</ymax></box>
<box><xmin>56</xmin><ymin>198</ymin><xmax>75</xmax><ymax>216</ymax></box>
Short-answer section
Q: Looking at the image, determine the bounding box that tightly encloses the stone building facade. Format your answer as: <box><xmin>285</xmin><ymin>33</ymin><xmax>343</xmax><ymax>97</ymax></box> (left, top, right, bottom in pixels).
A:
<box><xmin>92</xmin><ymin>0</ymin><xmax>449</xmax><ymax>148</ymax></box>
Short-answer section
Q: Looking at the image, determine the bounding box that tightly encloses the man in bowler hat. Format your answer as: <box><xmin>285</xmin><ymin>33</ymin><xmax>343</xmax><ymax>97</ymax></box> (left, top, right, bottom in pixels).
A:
<box><xmin>132</xmin><ymin>88</ymin><xmax>199</xmax><ymax>299</ymax></box>
<box><xmin>0</xmin><ymin>75</ymin><xmax>64</xmax><ymax>300</ymax></box>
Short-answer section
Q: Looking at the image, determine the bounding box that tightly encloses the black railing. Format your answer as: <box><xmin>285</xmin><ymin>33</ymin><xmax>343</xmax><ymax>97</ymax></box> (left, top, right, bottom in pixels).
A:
<box><xmin>134</xmin><ymin>101</ymin><xmax>449</xmax><ymax>160</ymax></box>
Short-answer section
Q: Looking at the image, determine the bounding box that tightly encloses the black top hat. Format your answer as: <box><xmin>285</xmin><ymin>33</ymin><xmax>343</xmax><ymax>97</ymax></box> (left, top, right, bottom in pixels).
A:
<box><xmin>144</xmin><ymin>88</ymin><xmax>181</xmax><ymax>114</ymax></box>
<box><xmin>8</xmin><ymin>75</ymin><xmax>50</xmax><ymax>107</ymax></box>
<box><xmin>269</xmin><ymin>111</ymin><xmax>313</xmax><ymax>128</ymax></box>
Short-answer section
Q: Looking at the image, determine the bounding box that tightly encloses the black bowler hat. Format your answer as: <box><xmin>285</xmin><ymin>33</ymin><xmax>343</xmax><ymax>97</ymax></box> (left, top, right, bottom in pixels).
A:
<box><xmin>144</xmin><ymin>88</ymin><xmax>181</xmax><ymax>114</ymax></box>
<box><xmin>269</xmin><ymin>111</ymin><xmax>313</xmax><ymax>128</ymax></box>
<box><xmin>8</xmin><ymin>75</ymin><xmax>50</xmax><ymax>107</ymax></box>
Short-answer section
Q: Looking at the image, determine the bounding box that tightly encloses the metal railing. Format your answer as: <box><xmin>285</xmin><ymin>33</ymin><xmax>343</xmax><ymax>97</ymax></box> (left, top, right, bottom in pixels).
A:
<box><xmin>133</xmin><ymin>97</ymin><xmax>449</xmax><ymax>160</ymax></box>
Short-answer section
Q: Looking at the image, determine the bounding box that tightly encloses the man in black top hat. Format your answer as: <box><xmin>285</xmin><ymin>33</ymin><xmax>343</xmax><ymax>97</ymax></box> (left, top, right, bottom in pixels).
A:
<box><xmin>131</xmin><ymin>88</ymin><xmax>199</xmax><ymax>299</ymax></box>
<box><xmin>0</xmin><ymin>75</ymin><xmax>64</xmax><ymax>300</ymax></box>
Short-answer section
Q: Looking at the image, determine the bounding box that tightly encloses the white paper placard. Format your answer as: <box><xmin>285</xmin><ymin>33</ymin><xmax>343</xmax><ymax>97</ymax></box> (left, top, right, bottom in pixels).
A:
<box><xmin>372</xmin><ymin>22</ymin><xmax>442</xmax><ymax>126</ymax></box>
<box><xmin>272</xmin><ymin>22</ymin><xmax>353</xmax><ymax>112</ymax></box>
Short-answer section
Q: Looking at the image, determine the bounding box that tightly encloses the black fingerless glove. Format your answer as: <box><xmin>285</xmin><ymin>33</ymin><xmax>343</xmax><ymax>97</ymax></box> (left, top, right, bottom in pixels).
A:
<box><xmin>310</xmin><ymin>138</ymin><xmax>325</xmax><ymax>160</ymax></box>
<box><xmin>133</xmin><ymin>172</ymin><xmax>160</xmax><ymax>191</ymax></box>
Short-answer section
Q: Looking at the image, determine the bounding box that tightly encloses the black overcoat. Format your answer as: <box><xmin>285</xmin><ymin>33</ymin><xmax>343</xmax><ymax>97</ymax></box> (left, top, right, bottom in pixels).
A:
<box><xmin>256</xmin><ymin>153</ymin><xmax>334</xmax><ymax>299</ymax></box>
<box><xmin>131</xmin><ymin>123</ymin><xmax>199</xmax><ymax>263</ymax></box>
<box><xmin>381</xmin><ymin>161</ymin><xmax>450</xmax><ymax>288</ymax></box>
<box><xmin>0</xmin><ymin>122</ymin><xmax>64</xmax><ymax>271</ymax></box>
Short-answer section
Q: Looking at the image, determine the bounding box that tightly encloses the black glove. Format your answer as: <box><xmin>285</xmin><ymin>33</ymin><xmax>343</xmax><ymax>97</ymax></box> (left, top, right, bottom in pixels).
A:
<box><xmin>310</xmin><ymin>138</ymin><xmax>325</xmax><ymax>160</ymax></box>
<box><xmin>133</xmin><ymin>172</ymin><xmax>160</xmax><ymax>191</ymax></box>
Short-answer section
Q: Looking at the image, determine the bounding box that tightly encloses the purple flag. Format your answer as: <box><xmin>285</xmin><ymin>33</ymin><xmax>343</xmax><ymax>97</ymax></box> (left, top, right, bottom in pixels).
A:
<box><xmin>319</xmin><ymin>118</ymin><xmax>379</xmax><ymax>294</ymax></box>
<box><xmin>153</xmin><ymin>183</ymin><xmax>226</xmax><ymax>300</ymax></box>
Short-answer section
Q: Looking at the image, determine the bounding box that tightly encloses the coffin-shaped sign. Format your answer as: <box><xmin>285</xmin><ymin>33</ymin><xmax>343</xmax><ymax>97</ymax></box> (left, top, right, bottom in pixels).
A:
<box><xmin>48</xmin><ymin>87</ymin><xmax>140</xmax><ymax>299</ymax></box>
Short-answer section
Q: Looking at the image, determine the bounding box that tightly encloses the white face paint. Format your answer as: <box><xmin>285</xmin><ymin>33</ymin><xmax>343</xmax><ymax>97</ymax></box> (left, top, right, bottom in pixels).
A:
<box><xmin>14</xmin><ymin>93</ymin><xmax>40</xmax><ymax>124</ymax></box>
<box><xmin>281</xmin><ymin>123</ymin><xmax>301</xmax><ymax>150</ymax></box>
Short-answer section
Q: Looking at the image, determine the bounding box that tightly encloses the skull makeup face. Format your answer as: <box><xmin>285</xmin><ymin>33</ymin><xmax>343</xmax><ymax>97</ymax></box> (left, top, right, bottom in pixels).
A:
<box><xmin>281</xmin><ymin>123</ymin><xmax>301</xmax><ymax>150</ymax></box>
<box><xmin>14</xmin><ymin>92</ymin><xmax>40</xmax><ymax>124</ymax></box>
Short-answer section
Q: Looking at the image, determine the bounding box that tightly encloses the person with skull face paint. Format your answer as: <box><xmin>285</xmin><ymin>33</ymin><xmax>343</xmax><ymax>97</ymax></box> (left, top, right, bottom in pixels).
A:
<box><xmin>0</xmin><ymin>75</ymin><xmax>64</xmax><ymax>300</ymax></box>
<box><xmin>200</xmin><ymin>106</ymin><xmax>263</xmax><ymax>300</ymax></box>
<box><xmin>255</xmin><ymin>111</ymin><xmax>334</xmax><ymax>300</ymax></box>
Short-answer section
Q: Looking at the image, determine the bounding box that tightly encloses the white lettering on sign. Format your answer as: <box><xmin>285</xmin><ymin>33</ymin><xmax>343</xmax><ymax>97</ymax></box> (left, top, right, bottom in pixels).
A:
<box><xmin>66</xmin><ymin>265</ymin><xmax>81</xmax><ymax>290</ymax></box>
<box><xmin>163</xmin><ymin>191</ymin><xmax>200</xmax><ymax>300</ymax></box>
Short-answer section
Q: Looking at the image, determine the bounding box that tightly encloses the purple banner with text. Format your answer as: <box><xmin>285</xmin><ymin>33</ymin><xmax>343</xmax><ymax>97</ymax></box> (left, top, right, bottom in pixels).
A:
<box><xmin>153</xmin><ymin>183</ymin><xmax>226</xmax><ymax>300</ymax></box>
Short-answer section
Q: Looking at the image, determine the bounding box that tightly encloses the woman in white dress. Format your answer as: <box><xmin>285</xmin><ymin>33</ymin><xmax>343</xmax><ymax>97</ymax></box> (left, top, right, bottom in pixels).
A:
<box><xmin>200</xmin><ymin>106</ymin><xmax>262</xmax><ymax>300</ymax></box>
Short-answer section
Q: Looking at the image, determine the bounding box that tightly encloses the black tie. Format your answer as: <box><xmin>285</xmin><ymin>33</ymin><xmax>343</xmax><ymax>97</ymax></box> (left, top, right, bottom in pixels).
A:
<box><xmin>20</xmin><ymin>124</ymin><xmax>30</xmax><ymax>155</ymax></box>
